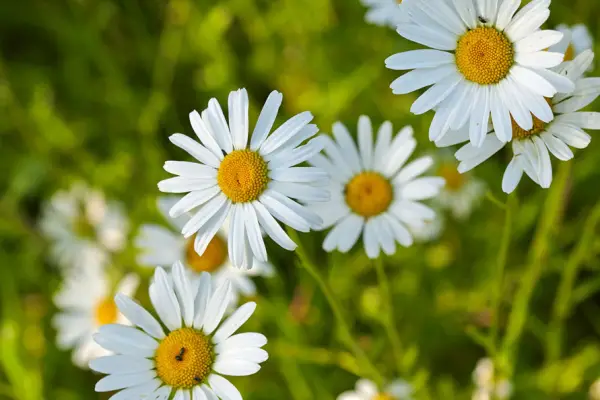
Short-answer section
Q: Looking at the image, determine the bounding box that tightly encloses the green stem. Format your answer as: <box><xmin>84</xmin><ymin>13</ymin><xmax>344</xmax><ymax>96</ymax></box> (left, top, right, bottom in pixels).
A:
<box><xmin>486</xmin><ymin>190</ymin><xmax>508</xmax><ymax>210</ymax></box>
<box><xmin>491</xmin><ymin>194</ymin><xmax>515</xmax><ymax>354</ymax></box>
<box><xmin>546</xmin><ymin>201</ymin><xmax>600</xmax><ymax>362</ymax></box>
<box><xmin>288</xmin><ymin>229</ymin><xmax>384</xmax><ymax>386</ymax></box>
<box><xmin>501</xmin><ymin>163</ymin><xmax>571</xmax><ymax>374</ymax></box>
<box><xmin>373</xmin><ymin>258</ymin><xmax>405</xmax><ymax>377</ymax></box>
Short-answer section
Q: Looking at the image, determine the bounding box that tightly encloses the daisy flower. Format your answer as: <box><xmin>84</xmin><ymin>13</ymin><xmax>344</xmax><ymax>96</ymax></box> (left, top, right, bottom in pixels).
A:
<box><xmin>40</xmin><ymin>183</ymin><xmax>129</xmax><ymax>270</ymax></box>
<box><xmin>385</xmin><ymin>0</ymin><xmax>575</xmax><ymax>147</ymax></box>
<box><xmin>550</xmin><ymin>24</ymin><xmax>594</xmax><ymax>62</ymax></box>
<box><xmin>472</xmin><ymin>358</ymin><xmax>512</xmax><ymax>400</ymax></box>
<box><xmin>158</xmin><ymin>88</ymin><xmax>328</xmax><ymax>269</ymax></box>
<box><xmin>435</xmin><ymin>155</ymin><xmax>485</xmax><ymax>219</ymax></box>
<box><xmin>309</xmin><ymin>116</ymin><xmax>444</xmax><ymax>259</ymax></box>
<box><xmin>338</xmin><ymin>378</ymin><xmax>413</xmax><ymax>400</ymax></box>
<box><xmin>136</xmin><ymin>196</ymin><xmax>274</xmax><ymax>307</ymax></box>
<box><xmin>361</xmin><ymin>0</ymin><xmax>406</xmax><ymax>28</ymax></box>
<box><xmin>89</xmin><ymin>262</ymin><xmax>268</xmax><ymax>400</ymax></box>
<box><xmin>437</xmin><ymin>50</ymin><xmax>600</xmax><ymax>193</ymax></box>
<box><xmin>409</xmin><ymin>214</ymin><xmax>444</xmax><ymax>243</ymax></box>
<box><xmin>53</xmin><ymin>267</ymin><xmax>139</xmax><ymax>368</ymax></box>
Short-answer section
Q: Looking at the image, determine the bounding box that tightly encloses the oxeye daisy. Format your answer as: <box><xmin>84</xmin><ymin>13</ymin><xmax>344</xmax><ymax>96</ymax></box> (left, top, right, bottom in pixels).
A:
<box><xmin>385</xmin><ymin>0</ymin><xmax>575</xmax><ymax>147</ymax></box>
<box><xmin>159</xmin><ymin>88</ymin><xmax>328</xmax><ymax>269</ymax></box>
<box><xmin>89</xmin><ymin>262</ymin><xmax>268</xmax><ymax>400</ymax></box>
<box><xmin>40</xmin><ymin>183</ymin><xmax>129</xmax><ymax>271</ymax></box>
<box><xmin>53</xmin><ymin>267</ymin><xmax>139</xmax><ymax>368</ymax></box>
<box><xmin>550</xmin><ymin>24</ymin><xmax>594</xmax><ymax>63</ymax></box>
<box><xmin>337</xmin><ymin>378</ymin><xmax>413</xmax><ymax>400</ymax></box>
<box><xmin>136</xmin><ymin>196</ymin><xmax>274</xmax><ymax>308</ymax></box>
<box><xmin>472</xmin><ymin>358</ymin><xmax>512</xmax><ymax>400</ymax></box>
<box><xmin>360</xmin><ymin>0</ymin><xmax>406</xmax><ymax>28</ymax></box>
<box><xmin>309</xmin><ymin>116</ymin><xmax>444</xmax><ymax>259</ymax></box>
<box><xmin>437</xmin><ymin>50</ymin><xmax>600</xmax><ymax>193</ymax></box>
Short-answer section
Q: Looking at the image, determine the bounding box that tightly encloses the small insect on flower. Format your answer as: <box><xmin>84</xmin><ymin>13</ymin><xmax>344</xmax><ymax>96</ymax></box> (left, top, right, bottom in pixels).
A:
<box><xmin>175</xmin><ymin>347</ymin><xmax>185</xmax><ymax>361</ymax></box>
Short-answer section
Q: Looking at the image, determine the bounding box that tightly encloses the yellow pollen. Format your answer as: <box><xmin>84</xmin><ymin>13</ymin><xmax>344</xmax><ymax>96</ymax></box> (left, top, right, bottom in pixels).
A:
<box><xmin>372</xmin><ymin>394</ymin><xmax>395</xmax><ymax>400</ymax></box>
<box><xmin>512</xmin><ymin>98</ymin><xmax>552</xmax><ymax>140</ymax></box>
<box><xmin>185</xmin><ymin>234</ymin><xmax>227</xmax><ymax>273</ymax></box>
<box><xmin>438</xmin><ymin>163</ymin><xmax>465</xmax><ymax>192</ymax></box>
<box><xmin>564</xmin><ymin>44</ymin><xmax>575</xmax><ymax>62</ymax></box>
<box><xmin>396</xmin><ymin>0</ymin><xmax>403</xmax><ymax>3</ymax></box>
<box><xmin>345</xmin><ymin>172</ymin><xmax>393</xmax><ymax>218</ymax></box>
<box><xmin>94</xmin><ymin>298</ymin><xmax>118</xmax><ymax>326</ymax></box>
<box><xmin>455</xmin><ymin>27</ymin><xmax>514</xmax><ymax>85</ymax></box>
<box><xmin>155</xmin><ymin>328</ymin><xmax>213</xmax><ymax>388</ymax></box>
<box><xmin>217</xmin><ymin>150</ymin><xmax>269</xmax><ymax>203</ymax></box>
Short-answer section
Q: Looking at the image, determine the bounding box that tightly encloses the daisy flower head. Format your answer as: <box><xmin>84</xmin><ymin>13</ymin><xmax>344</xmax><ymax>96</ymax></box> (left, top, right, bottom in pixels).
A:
<box><xmin>309</xmin><ymin>116</ymin><xmax>444</xmax><ymax>259</ymax></box>
<box><xmin>472</xmin><ymin>358</ymin><xmax>512</xmax><ymax>400</ymax></box>
<box><xmin>136</xmin><ymin>196</ymin><xmax>274</xmax><ymax>308</ymax></box>
<box><xmin>435</xmin><ymin>153</ymin><xmax>485</xmax><ymax>219</ymax></box>
<box><xmin>550</xmin><ymin>24</ymin><xmax>594</xmax><ymax>63</ymax></box>
<box><xmin>385</xmin><ymin>0</ymin><xmax>575</xmax><ymax>147</ymax></box>
<box><xmin>40</xmin><ymin>183</ymin><xmax>129</xmax><ymax>271</ymax></box>
<box><xmin>53</xmin><ymin>267</ymin><xmax>139</xmax><ymax>368</ymax></box>
<box><xmin>159</xmin><ymin>88</ymin><xmax>329</xmax><ymax>270</ymax></box>
<box><xmin>89</xmin><ymin>262</ymin><xmax>268</xmax><ymax>400</ymax></box>
<box><xmin>361</xmin><ymin>0</ymin><xmax>406</xmax><ymax>29</ymax></box>
<box><xmin>437</xmin><ymin>50</ymin><xmax>600</xmax><ymax>193</ymax></box>
<box><xmin>338</xmin><ymin>378</ymin><xmax>413</xmax><ymax>400</ymax></box>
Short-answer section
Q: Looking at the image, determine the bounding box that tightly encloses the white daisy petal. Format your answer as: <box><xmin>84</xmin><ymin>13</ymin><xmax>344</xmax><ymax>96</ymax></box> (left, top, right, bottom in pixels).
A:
<box><xmin>213</xmin><ymin>302</ymin><xmax>256</xmax><ymax>344</ymax></box>
<box><xmin>510</xmin><ymin>65</ymin><xmax>557</xmax><ymax>98</ymax></box>
<box><xmin>532</xmin><ymin>136</ymin><xmax>552</xmax><ymax>188</ymax></box>
<box><xmin>150</xmin><ymin>267</ymin><xmax>182</xmax><ymax>331</ymax></box>
<box><xmin>106</xmin><ymin>378</ymin><xmax>162</xmax><ymax>400</ymax></box>
<box><xmin>202</xmin><ymin>280</ymin><xmax>233</xmax><ymax>335</ymax></box>
<box><xmin>168</xmin><ymin>186</ymin><xmax>221</xmax><ymax>218</ymax></box>
<box><xmin>172</xmin><ymin>261</ymin><xmax>195</xmax><ymax>326</ymax></box>
<box><xmin>363</xmin><ymin>219</ymin><xmax>381</xmax><ymax>259</ymax></box>
<box><xmin>323</xmin><ymin>213</ymin><xmax>364</xmax><ymax>253</ymax></box>
<box><xmin>115</xmin><ymin>293</ymin><xmax>165</xmax><ymax>340</ymax></box>
<box><xmin>390</xmin><ymin>64</ymin><xmax>457</xmax><ymax>95</ymax></box>
<box><xmin>515</xmin><ymin>30</ymin><xmax>564</xmax><ymax>53</ymax></box>
<box><xmin>215</xmin><ymin>333</ymin><xmax>268</xmax><ymax>353</ymax></box>
<box><xmin>396</xmin><ymin>23</ymin><xmax>457</xmax><ymax>50</ymax></box>
<box><xmin>357</xmin><ymin>115</ymin><xmax>374</xmax><ymax>170</ymax></box>
<box><xmin>168</xmin><ymin>134</ymin><xmax>221</xmax><ymax>169</ymax></box>
<box><xmin>515</xmin><ymin>51</ymin><xmax>564</xmax><ymax>69</ymax></box>
<box><xmin>259</xmin><ymin>111</ymin><xmax>313</xmax><ymax>156</ymax></box>
<box><xmin>189</xmin><ymin>111</ymin><xmax>224</xmax><ymax>160</ymax></box>
<box><xmin>228</xmin><ymin>88</ymin><xmax>249</xmax><ymax>150</ymax></box>
<box><xmin>385</xmin><ymin>49</ymin><xmax>455</xmax><ymax>70</ymax></box>
<box><xmin>193</xmin><ymin>272</ymin><xmax>212</xmax><ymax>329</ymax></box>
<box><xmin>252</xmin><ymin>201</ymin><xmax>296</xmax><ymax>251</ymax></box>
<box><xmin>208</xmin><ymin>375</ymin><xmax>242</xmax><ymax>400</ymax></box>
<box><xmin>182</xmin><ymin>194</ymin><xmax>228</xmax><ymax>238</ymax></box>
<box><xmin>410</xmin><ymin>74</ymin><xmax>462</xmax><ymax>115</ymax></box>
<box><xmin>205</xmin><ymin>98</ymin><xmax>233</xmax><ymax>153</ymax></box>
<box><xmin>393</xmin><ymin>156</ymin><xmax>434</xmax><ymax>184</ymax></box>
<box><xmin>540</xmin><ymin>132</ymin><xmax>573</xmax><ymax>161</ymax></box>
<box><xmin>495</xmin><ymin>0</ymin><xmax>520</xmax><ymax>30</ymax></box>
<box><xmin>213</xmin><ymin>359</ymin><xmax>261</xmax><ymax>376</ymax></box>
<box><xmin>89</xmin><ymin>355</ymin><xmax>154</xmax><ymax>375</ymax></box>
<box><xmin>250</xmin><ymin>91</ymin><xmax>283</xmax><ymax>151</ymax></box>
<box><xmin>95</xmin><ymin>371</ymin><xmax>155</xmax><ymax>392</ymax></box>
<box><xmin>502</xmin><ymin>156</ymin><xmax>524</xmax><ymax>194</ymax></box>
<box><xmin>242</xmin><ymin>203</ymin><xmax>268</xmax><ymax>263</ymax></box>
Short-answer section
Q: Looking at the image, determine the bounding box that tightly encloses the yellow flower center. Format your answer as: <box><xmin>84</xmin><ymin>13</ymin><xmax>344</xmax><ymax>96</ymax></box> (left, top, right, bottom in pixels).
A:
<box><xmin>372</xmin><ymin>394</ymin><xmax>394</xmax><ymax>400</ymax></box>
<box><xmin>155</xmin><ymin>328</ymin><xmax>213</xmax><ymax>388</ymax></box>
<box><xmin>185</xmin><ymin>234</ymin><xmax>227</xmax><ymax>273</ymax></box>
<box><xmin>345</xmin><ymin>172</ymin><xmax>393</xmax><ymax>218</ymax></box>
<box><xmin>396</xmin><ymin>0</ymin><xmax>403</xmax><ymax>3</ymax></box>
<box><xmin>217</xmin><ymin>150</ymin><xmax>269</xmax><ymax>203</ymax></box>
<box><xmin>438</xmin><ymin>163</ymin><xmax>465</xmax><ymax>192</ymax></box>
<box><xmin>455</xmin><ymin>27</ymin><xmax>514</xmax><ymax>85</ymax></box>
<box><xmin>564</xmin><ymin>44</ymin><xmax>575</xmax><ymax>62</ymax></box>
<box><xmin>94</xmin><ymin>298</ymin><xmax>118</xmax><ymax>326</ymax></box>
<box><xmin>512</xmin><ymin>98</ymin><xmax>552</xmax><ymax>140</ymax></box>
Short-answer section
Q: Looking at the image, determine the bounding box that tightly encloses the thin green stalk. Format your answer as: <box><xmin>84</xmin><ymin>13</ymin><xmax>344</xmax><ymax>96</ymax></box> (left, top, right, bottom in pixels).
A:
<box><xmin>546</xmin><ymin>201</ymin><xmax>600</xmax><ymax>361</ymax></box>
<box><xmin>491</xmin><ymin>194</ymin><xmax>515</xmax><ymax>354</ymax></box>
<box><xmin>373</xmin><ymin>258</ymin><xmax>405</xmax><ymax>376</ymax></box>
<box><xmin>486</xmin><ymin>190</ymin><xmax>508</xmax><ymax>210</ymax></box>
<box><xmin>501</xmin><ymin>163</ymin><xmax>571</xmax><ymax>374</ymax></box>
<box><xmin>287</xmin><ymin>229</ymin><xmax>384</xmax><ymax>386</ymax></box>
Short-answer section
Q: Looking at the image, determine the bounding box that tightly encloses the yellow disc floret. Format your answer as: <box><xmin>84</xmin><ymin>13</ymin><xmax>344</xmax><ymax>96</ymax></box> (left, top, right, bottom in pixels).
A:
<box><xmin>345</xmin><ymin>172</ymin><xmax>393</xmax><ymax>218</ymax></box>
<box><xmin>155</xmin><ymin>328</ymin><xmax>213</xmax><ymax>388</ymax></box>
<box><xmin>564</xmin><ymin>44</ymin><xmax>575</xmax><ymax>62</ymax></box>
<box><xmin>217</xmin><ymin>150</ymin><xmax>269</xmax><ymax>203</ymax></box>
<box><xmin>438</xmin><ymin>163</ymin><xmax>465</xmax><ymax>192</ymax></box>
<box><xmin>511</xmin><ymin>115</ymin><xmax>547</xmax><ymax>140</ymax></box>
<box><xmin>372</xmin><ymin>394</ymin><xmax>395</xmax><ymax>400</ymax></box>
<box><xmin>185</xmin><ymin>234</ymin><xmax>227</xmax><ymax>273</ymax></box>
<box><xmin>95</xmin><ymin>298</ymin><xmax>118</xmax><ymax>326</ymax></box>
<box><xmin>456</xmin><ymin>27</ymin><xmax>514</xmax><ymax>85</ymax></box>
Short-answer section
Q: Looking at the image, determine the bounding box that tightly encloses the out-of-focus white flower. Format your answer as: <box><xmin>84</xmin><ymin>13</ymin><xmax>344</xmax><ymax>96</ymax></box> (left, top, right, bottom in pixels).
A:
<box><xmin>550</xmin><ymin>24</ymin><xmax>594</xmax><ymax>64</ymax></box>
<box><xmin>40</xmin><ymin>183</ymin><xmax>129</xmax><ymax>271</ymax></box>
<box><xmin>360</xmin><ymin>0</ymin><xmax>406</xmax><ymax>29</ymax></box>
<box><xmin>472</xmin><ymin>358</ymin><xmax>513</xmax><ymax>400</ymax></box>
<box><xmin>338</xmin><ymin>378</ymin><xmax>413</xmax><ymax>399</ymax></box>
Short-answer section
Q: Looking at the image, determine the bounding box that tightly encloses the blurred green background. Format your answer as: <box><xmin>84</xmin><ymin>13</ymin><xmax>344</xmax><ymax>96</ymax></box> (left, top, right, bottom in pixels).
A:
<box><xmin>1</xmin><ymin>0</ymin><xmax>600</xmax><ymax>399</ymax></box>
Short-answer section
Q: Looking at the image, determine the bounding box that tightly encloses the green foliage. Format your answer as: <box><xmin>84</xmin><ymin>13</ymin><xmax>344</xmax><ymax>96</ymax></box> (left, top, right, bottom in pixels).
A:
<box><xmin>0</xmin><ymin>0</ymin><xmax>600</xmax><ymax>399</ymax></box>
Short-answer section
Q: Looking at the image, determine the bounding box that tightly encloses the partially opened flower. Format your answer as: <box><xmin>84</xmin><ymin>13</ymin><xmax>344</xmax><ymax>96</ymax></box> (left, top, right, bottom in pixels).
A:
<box><xmin>53</xmin><ymin>267</ymin><xmax>139</xmax><ymax>368</ymax></box>
<box><xmin>338</xmin><ymin>378</ymin><xmax>413</xmax><ymax>400</ymax></box>
<box><xmin>437</xmin><ymin>50</ymin><xmax>600</xmax><ymax>193</ymax></box>
<box><xmin>159</xmin><ymin>88</ymin><xmax>328</xmax><ymax>269</ymax></box>
<box><xmin>309</xmin><ymin>116</ymin><xmax>444</xmax><ymax>259</ymax></box>
<box><xmin>136</xmin><ymin>196</ymin><xmax>274</xmax><ymax>308</ymax></box>
<box><xmin>40</xmin><ymin>183</ymin><xmax>129</xmax><ymax>271</ymax></box>
<box><xmin>551</xmin><ymin>24</ymin><xmax>594</xmax><ymax>62</ymax></box>
<box><xmin>90</xmin><ymin>262</ymin><xmax>268</xmax><ymax>400</ymax></box>
<box><xmin>386</xmin><ymin>0</ymin><xmax>574</xmax><ymax>147</ymax></box>
<box><xmin>361</xmin><ymin>0</ymin><xmax>406</xmax><ymax>28</ymax></box>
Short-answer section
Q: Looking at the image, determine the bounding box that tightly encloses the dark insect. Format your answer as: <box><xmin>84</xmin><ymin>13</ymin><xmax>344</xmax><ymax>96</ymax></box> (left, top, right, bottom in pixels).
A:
<box><xmin>478</xmin><ymin>16</ymin><xmax>488</xmax><ymax>23</ymax></box>
<box><xmin>175</xmin><ymin>347</ymin><xmax>185</xmax><ymax>361</ymax></box>
<box><xmin>194</xmin><ymin>376</ymin><xmax>202</xmax><ymax>383</ymax></box>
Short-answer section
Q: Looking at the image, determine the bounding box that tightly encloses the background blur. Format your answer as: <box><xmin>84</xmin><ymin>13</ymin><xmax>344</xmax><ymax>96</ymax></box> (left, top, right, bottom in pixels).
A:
<box><xmin>1</xmin><ymin>0</ymin><xmax>600</xmax><ymax>399</ymax></box>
